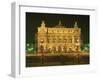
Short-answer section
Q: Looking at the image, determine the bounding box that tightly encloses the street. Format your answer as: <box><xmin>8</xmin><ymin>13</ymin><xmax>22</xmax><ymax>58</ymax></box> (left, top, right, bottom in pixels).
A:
<box><xmin>26</xmin><ymin>52</ymin><xmax>89</xmax><ymax>67</ymax></box>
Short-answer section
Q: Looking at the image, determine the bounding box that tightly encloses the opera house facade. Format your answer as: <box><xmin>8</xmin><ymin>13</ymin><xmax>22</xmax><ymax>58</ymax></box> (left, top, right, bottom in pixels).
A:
<box><xmin>37</xmin><ymin>20</ymin><xmax>81</xmax><ymax>54</ymax></box>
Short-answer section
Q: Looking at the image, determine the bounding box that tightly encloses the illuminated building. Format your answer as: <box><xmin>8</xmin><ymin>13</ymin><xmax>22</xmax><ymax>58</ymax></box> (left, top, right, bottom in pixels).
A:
<box><xmin>37</xmin><ymin>20</ymin><xmax>81</xmax><ymax>53</ymax></box>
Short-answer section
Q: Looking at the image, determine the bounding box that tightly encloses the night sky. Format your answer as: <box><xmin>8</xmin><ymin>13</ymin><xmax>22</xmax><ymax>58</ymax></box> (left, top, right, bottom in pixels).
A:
<box><xmin>26</xmin><ymin>12</ymin><xmax>89</xmax><ymax>44</ymax></box>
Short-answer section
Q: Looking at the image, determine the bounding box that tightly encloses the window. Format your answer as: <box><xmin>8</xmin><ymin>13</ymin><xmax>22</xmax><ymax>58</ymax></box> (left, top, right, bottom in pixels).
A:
<box><xmin>74</xmin><ymin>36</ymin><xmax>79</xmax><ymax>43</ymax></box>
<box><xmin>40</xmin><ymin>39</ymin><xmax>44</xmax><ymax>43</ymax></box>
<box><xmin>68</xmin><ymin>36</ymin><xmax>72</xmax><ymax>43</ymax></box>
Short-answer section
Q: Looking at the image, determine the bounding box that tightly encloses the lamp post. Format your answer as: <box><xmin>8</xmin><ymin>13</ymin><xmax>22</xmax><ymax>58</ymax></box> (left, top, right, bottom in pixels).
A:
<box><xmin>75</xmin><ymin>53</ymin><xmax>80</xmax><ymax>64</ymax></box>
<box><xmin>40</xmin><ymin>45</ymin><xmax>44</xmax><ymax>65</ymax></box>
<box><xmin>77</xmin><ymin>53</ymin><xmax>80</xmax><ymax>64</ymax></box>
<box><xmin>42</xmin><ymin>50</ymin><xmax>44</xmax><ymax>64</ymax></box>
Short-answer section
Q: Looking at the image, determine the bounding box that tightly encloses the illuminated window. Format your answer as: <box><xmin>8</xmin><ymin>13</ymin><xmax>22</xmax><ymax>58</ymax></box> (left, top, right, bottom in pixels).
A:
<box><xmin>52</xmin><ymin>38</ymin><xmax>56</xmax><ymax>43</ymax></box>
<box><xmin>64</xmin><ymin>39</ymin><xmax>67</xmax><ymax>43</ymax></box>
<box><xmin>74</xmin><ymin>29</ymin><xmax>79</xmax><ymax>33</ymax></box>
<box><xmin>67</xmin><ymin>36</ymin><xmax>72</xmax><ymax>43</ymax></box>
<box><xmin>40</xmin><ymin>39</ymin><xmax>44</xmax><ymax>43</ymax></box>
<box><xmin>69</xmin><ymin>39</ymin><xmax>72</xmax><ymax>43</ymax></box>
<box><xmin>74</xmin><ymin>36</ymin><xmax>79</xmax><ymax>43</ymax></box>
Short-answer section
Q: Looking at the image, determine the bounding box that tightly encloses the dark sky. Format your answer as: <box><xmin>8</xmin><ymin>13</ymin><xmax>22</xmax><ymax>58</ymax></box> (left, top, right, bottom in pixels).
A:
<box><xmin>26</xmin><ymin>12</ymin><xmax>89</xmax><ymax>44</ymax></box>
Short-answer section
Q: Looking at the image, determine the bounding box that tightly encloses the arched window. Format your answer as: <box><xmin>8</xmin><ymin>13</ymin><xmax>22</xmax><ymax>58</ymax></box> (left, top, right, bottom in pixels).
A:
<box><xmin>63</xmin><ymin>46</ymin><xmax>67</xmax><ymax>53</ymax></box>
<box><xmin>74</xmin><ymin>36</ymin><xmax>79</xmax><ymax>43</ymax></box>
<box><xmin>40</xmin><ymin>39</ymin><xmax>44</xmax><ymax>43</ymax></box>
<box><xmin>52</xmin><ymin>46</ymin><xmax>56</xmax><ymax>53</ymax></box>
<box><xmin>68</xmin><ymin>36</ymin><xmax>72</xmax><ymax>43</ymax></box>
<box><xmin>40</xmin><ymin>45</ymin><xmax>44</xmax><ymax>52</ymax></box>
<box><xmin>58</xmin><ymin>46</ymin><xmax>61</xmax><ymax>52</ymax></box>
